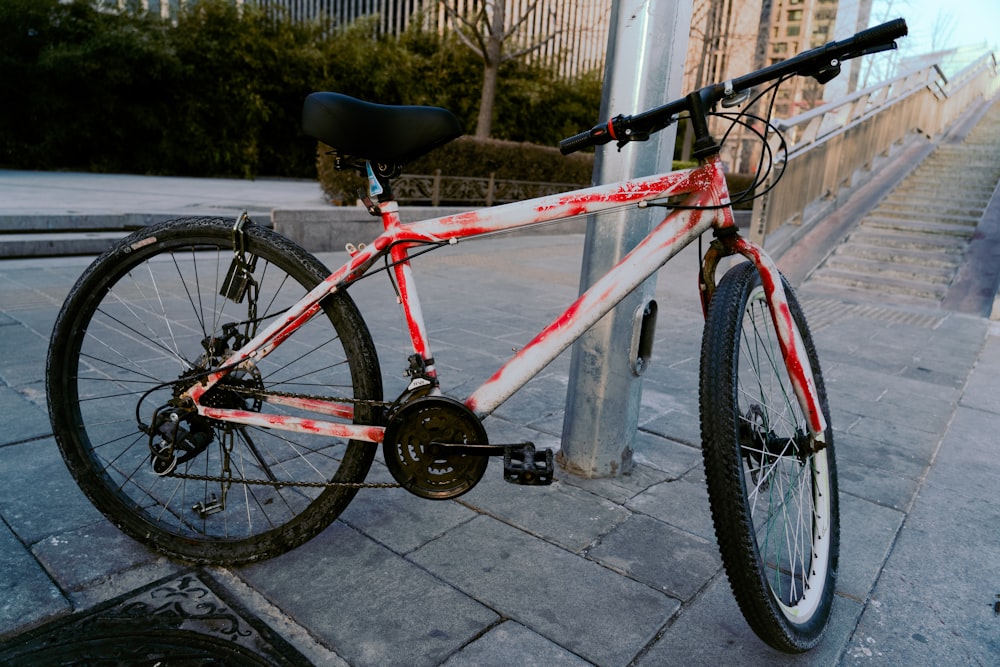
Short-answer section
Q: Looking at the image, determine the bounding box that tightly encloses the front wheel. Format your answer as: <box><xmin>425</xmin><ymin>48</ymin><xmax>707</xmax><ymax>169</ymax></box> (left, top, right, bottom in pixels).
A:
<box><xmin>700</xmin><ymin>261</ymin><xmax>838</xmax><ymax>652</ymax></box>
<box><xmin>46</xmin><ymin>217</ymin><xmax>383</xmax><ymax>564</ymax></box>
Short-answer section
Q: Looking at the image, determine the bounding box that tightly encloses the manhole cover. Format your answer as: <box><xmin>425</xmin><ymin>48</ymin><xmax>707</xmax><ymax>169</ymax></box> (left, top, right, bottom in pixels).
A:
<box><xmin>0</xmin><ymin>571</ymin><xmax>311</xmax><ymax>666</ymax></box>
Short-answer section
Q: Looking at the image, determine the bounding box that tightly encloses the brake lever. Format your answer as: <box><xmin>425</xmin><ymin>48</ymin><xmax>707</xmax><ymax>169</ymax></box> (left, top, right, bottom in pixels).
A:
<box><xmin>617</xmin><ymin>130</ymin><xmax>650</xmax><ymax>150</ymax></box>
<box><xmin>856</xmin><ymin>41</ymin><xmax>899</xmax><ymax>57</ymax></box>
<box><xmin>838</xmin><ymin>41</ymin><xmax>898</xmax><ymax>62</ymax></box>
<box><xmin>810</xmin><ymin>59</ymin><xmax>842</xmax><ymax>84</ymax></box>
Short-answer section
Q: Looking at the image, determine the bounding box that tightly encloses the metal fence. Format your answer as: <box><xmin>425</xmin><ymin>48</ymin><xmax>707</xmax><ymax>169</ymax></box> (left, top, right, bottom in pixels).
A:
<box><xmin>252</xmin><ymin>0</ymin><xmax>611</xmax><ymax>79</ymax></box>
<box><xmin>750</xmin><ymin>52</ymin><xmax>1000</xmax><ymax>245</ymax></box>
<box><xmin>393</xmin><ymin>170</ymin><xmax>585</xmax><ymax>206</ymax></box>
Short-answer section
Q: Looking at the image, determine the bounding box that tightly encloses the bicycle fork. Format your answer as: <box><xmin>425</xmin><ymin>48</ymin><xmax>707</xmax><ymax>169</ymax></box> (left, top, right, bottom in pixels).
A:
<box><xmin>700</xmin><ymin>229</ymin><xmax>828</xmax><ymax>451</ymax></box>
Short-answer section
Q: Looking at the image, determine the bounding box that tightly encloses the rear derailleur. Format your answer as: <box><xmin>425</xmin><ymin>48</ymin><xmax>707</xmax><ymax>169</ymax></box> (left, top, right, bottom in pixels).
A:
<box><xmin>143</xmin><ymin>320</ymin><xmax>264</xmax><ymax>477</ymax></box>
<box><xmin>146</xmin><ymin>405</ymin><xmax>214</xmax><ymax>477</ymax></box>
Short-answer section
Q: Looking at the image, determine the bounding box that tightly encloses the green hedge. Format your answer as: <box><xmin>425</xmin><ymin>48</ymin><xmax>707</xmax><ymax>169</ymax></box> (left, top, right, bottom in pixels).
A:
<box><xmin>317</xmin><ymin>137</ymin><xmax>756</xmax><ymax>209</ymax></box>
<box><xmin>316</xmin><ymin>136</ymin><xmax>597</xmax><ymax>203</ymax></box>
<box><xmin>0</xmin><ymin>0</ymin><xmax>604</xmax><ymax>179</ymax></box>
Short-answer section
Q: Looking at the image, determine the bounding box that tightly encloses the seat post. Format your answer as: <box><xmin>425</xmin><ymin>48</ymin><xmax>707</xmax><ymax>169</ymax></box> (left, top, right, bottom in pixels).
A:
<box><xmin>362</xmin><ymin>161</ymin><xmax>396</xmax><ymax>216</ymax></box>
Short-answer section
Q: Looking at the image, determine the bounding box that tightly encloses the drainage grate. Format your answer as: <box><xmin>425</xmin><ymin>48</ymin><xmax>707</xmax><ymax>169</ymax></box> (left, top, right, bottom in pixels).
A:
<box><xmin>0</xmin><ymin>571</ymin><xmax>312</xmax><ymax>667</ymax></box>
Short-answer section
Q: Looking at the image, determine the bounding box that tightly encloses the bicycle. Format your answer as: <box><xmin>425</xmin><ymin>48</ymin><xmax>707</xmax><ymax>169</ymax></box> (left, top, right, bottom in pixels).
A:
<box><xmin>46</xmin><ymin>19</ymin><xmax>908</xmax><ymax>653</ymax></box>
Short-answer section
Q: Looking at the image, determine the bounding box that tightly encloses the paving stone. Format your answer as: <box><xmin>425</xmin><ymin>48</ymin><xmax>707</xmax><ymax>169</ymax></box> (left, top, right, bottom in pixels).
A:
<box><xmin>0</xmin><ymin>439</ymin><xmax>105</xmax><ymax>545</ymax></box>
<box><xmin>31</xmin><ymin>521</ymin><xmax>166</xmax><ymax>594</ymax></box>
<box><xmin>624</xmin><ymin>469</ymin><xmax>716</xmax><ymax>542</ymax></box>
<box><xmin>835</xmin><ymin>493</ymin><xmax>905</xmax><ymax>602</ymax></box>
<box><xmin>587</xmin><ymin>512</ymin><xmax>721</xmax><ymax>602</ymax></box>
<box><xmin>834</xmin><ymin>428</ymin><xmax>932</xmax><ymax>481</ymax></box>
<box><xmin>238</xmin><ymin>521</ymin><xmax>499</xmax><ymax>667</ymax></box>
<box><xmin>631</xmin><ymin>428</ymin><xmax>701</xmax><ymax>480</ymax></box>
<box><xmin>823</xmin><ymin>363</ymin><xmax>899</xmax><ymax>407</ymax></box>
<box><xmin>636</xmin><ymin>381</ymin><xmax>702</xmax><ymax>448</ymax></box>
<box><xmin>409</xmin><ymin>515</ymin><xmax>679</xmax><ymax>667</ymax></box>
<box><xmin>845</xmin><ymin>482</ymin><xmax>1000</xmax><ymax>665</ymax></box>
<box><xmin>0</xmin><ymin>520</ymin><xmax>70</xmax><ymax>640</ymax></box>
<box><xmin>458</xmin><ymin>473</ymin><xmax>630</xmax><ymax>554</ymax></box>
<box><xmin>811</xmin><ymin>322</ymin><xmax>910</xmax><ymax>377</ymax></box>
<box><xmin>869</xmin><ymin>379</ymin><xmax>963</xmax><ymax>431</ymax></box>
<box><xmin>492</xmin><ymin>373</ymin><xmax>575</xmax><ymax>428</ymax></box>
<box><xmin>479</xmin><ymin>414</ymin><xmax>562</xmax><ymax>450</ymax></box>
<box><xmin>0</xmin><ymin>322</ymin><xmax>48</xmax><ymax>388</ymax></box>
<box><xmin>836</xmin><ymin>456</ymin><xmax>919</xmax><ymax>511</ymax></box>
<box><xmin>557</xmin><ymin>461</ymin><xmax>671</xmax><ymax>506</ymax></box>
<box><xmin>958</xmin><ymin>333</ymin><xmax>1000</xmax><ymax>414</ymax></box>
<box><xmin>0</xmin><ymin>385</ymin><xmax>50</xmax><ymax>444</ymax></box>
<box><xmin>638</xmin><ymin>571</ymin><xmax>862</xmax><ymax>665</ymax></box>
<box><xmin>843</xmin><ymin>412</ymin><xmax>942</xmax><ymax>460</ymax></box>
<box><xmin>339</xmin><ymin>463</ymin><xmax>479</xmax><ymax>555</ymax></box>
<box><xmin>439</xmin><ymin>621</ymin><xmax>591</xmax><ymax>667</ymax></box>
<box><xmin>918</xmin><ymin>405</ymin><xmax>1000</xmax><ymax>503</ymax></box>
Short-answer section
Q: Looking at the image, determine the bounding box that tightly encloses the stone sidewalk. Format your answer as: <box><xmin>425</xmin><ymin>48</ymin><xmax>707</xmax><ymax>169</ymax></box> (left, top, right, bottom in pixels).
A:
<box><xmin>0</xmin><ymin>172</ymin><xmax>998</xmax><ymax>665</ymax></box>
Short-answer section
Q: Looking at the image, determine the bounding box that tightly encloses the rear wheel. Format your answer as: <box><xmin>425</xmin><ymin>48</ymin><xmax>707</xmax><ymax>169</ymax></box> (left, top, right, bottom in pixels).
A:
<box><xmin>46</xmin><ymin>217</ymin><xmax>382</xmax><ymax>564</ymax></box>
<box><xmin>700</xmin><ymin>261</ymin><xmax>838</xmax><ymax>652</ymax></box>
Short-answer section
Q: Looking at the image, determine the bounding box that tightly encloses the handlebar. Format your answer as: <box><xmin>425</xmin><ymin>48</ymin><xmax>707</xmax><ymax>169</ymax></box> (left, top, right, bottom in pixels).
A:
<box><xmin>560</xmin><ymin>18</ymin><xmax>908</xmax><ymax>155</ymax></box>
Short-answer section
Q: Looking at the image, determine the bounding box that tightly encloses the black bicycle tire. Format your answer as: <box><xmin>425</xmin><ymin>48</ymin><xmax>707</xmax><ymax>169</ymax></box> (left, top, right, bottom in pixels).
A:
<box><xmin>699</xmin><ymin>260</ymin><xmax>839</xmax><ymax>652</ymax></box>
<box><xmin>46</xmin><ymin>217</ymin><xmax>382</xmax><ymax>564</ymax></box>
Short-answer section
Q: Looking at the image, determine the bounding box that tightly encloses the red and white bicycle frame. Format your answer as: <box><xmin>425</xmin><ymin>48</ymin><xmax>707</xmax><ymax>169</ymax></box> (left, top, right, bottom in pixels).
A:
<box><xmin>184</xmin><ymin>154</ymin><xmax>827</xmax><ymax>448</ymax></box>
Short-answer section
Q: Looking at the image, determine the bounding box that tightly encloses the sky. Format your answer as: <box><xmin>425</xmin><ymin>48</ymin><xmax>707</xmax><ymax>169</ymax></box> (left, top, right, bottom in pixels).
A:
<box><xmin>873</xmin><ymin>0</ymin><xmax>1000</xmax><ymax>55</ymax></box>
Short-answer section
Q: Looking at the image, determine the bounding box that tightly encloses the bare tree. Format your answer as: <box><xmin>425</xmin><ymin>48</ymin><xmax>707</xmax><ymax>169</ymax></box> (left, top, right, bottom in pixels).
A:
<box><xmin>439</xmin><ymin>1</ymin><xmax>561</xmax><ymax>138</ymax></box>
<box><xmin>929</xmin><ymin>9</ymin><xmax>957</xmax><ymax>52</ymax></box>
<box><xmin>859</xmin><ymin>0</ymin><xmax>909</xmax><ymax>87</ymax></box>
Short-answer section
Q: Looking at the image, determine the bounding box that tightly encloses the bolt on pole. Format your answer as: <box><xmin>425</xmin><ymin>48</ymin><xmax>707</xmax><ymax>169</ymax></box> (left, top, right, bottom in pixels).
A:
<box><xmin>559</xmin><ymin>0</ymin><xmax>692</xmax><ymax>478</ymax></box>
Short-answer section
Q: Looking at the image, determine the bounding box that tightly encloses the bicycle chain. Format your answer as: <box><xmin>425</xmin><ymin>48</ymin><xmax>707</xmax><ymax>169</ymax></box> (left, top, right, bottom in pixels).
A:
<box><xmin>180</xmin><ymin>386</ymin><xmax>401</xmax><ymax>489</ymax></box>
<box><xmin>236</xmin><ymin>386</ymin><xmax>394</xmax><ymax>411</ymax></box>
<box><xmin>165</xmin><ymin>471</ymin><xmax>401</xmax><ymax>489</ymax></box>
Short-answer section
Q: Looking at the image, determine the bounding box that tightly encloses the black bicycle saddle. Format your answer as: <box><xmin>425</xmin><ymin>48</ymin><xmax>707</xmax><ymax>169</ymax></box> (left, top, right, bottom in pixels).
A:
<box><xmin>302</xmin><ymin>92</ymin><xmax>463</xmax><ymax>166</ymax></box>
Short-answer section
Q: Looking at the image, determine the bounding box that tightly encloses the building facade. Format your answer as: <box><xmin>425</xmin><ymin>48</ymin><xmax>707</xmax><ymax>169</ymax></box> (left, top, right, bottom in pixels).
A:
<box><xmin>680</xmin><ymin>0</ymin><xmax>873</xmax><ymax>169</ymax></box>
<box><xmin>127</xmin><ymin>0</ymin><xmax>610</xmax><ymax>79</ymax></box>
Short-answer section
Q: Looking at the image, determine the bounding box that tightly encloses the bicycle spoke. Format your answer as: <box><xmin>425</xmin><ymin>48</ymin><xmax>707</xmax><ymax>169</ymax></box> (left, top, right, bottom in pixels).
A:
<box><xmin>49</xmin><ymin>218</ymin><xmax>381</xmax><ymax>563</ymax></box>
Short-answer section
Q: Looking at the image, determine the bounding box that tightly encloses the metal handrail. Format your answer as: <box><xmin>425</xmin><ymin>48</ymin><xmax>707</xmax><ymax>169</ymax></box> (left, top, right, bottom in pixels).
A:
<box><xmin>750</xmin><ymin>51</ymin><xmax>1000</xmax><ymax>245</ymax></box>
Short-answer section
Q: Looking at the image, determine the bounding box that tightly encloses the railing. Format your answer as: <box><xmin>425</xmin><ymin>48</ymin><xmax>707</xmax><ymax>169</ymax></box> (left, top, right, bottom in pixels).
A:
<box><xmin>750</xmin><ymin>52</ymin><xmax>1000</xmax><ymax>245</ymax></box>
<box><xmin>393</xmin><ymin>170</ymin><xmax>586</xmax><ymax>207</ymax></box>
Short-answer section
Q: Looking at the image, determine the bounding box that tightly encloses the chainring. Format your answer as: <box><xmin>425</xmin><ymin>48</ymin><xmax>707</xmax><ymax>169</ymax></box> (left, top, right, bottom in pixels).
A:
<box><xmin>382</xmin><ymin>396</ymin><xmax>489</xmax><ymax>500</ymax></box>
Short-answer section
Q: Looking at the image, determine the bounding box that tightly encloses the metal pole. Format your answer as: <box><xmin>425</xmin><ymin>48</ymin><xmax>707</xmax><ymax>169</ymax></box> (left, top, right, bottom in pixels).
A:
<box><xmin>559</xmin><ymin>0</ymin><xmax>692</xmax><ymax>478</ymax></box>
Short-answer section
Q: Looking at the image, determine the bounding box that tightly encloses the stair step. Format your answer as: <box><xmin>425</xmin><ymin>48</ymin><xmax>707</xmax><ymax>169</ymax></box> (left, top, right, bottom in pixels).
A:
<box><xmin>861</xmin><ymin>216</ymin><xmax>979</xmax><ymax>237</ymax></box>
<box><xmin>894</xmin><ymin>181</ymin><xmax>998</xmax><ymax>197</ymax></box>
<box><xmin>872</xmin><ymin>201</ymin><xmax>983</xmax><ymax>223</ymax></box>
<box><xmin>809</xmin><ymin>268</ymin><xmax>948</xmax><ymax>301</ymax></box>
<box><xmin>846</xmin><ymin>228</ymin><xmax>969</xmax><ymax>253</ymax></box>
<box><xmin>832</xmin><ymin>242</ymin><xmax>961</xmax><ymax>268</ymax></box>
<box><xmin>822</xmin><ymin>254</ymin><xmax>955</xmax><ymax>284</ymax></box>
<box><xmin>914</xmin><ymin>162</ymin><xmax>1000</xmax><ymax>174</ymax></box>
<box><xmin>0</xmin><ymin>232</ymin><xmax>129</xmax><ymax>258</ymax></box>
<box><xmin>881</xmin><ymin>192</ymin><xmax>993</xmax><ymax>210</ymax></box>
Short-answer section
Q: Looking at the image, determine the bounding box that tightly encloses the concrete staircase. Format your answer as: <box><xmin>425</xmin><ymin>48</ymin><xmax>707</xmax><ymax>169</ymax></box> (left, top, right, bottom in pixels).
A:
<box><xmin>807</xmin><ymin>102</ymin><xmax>1000</xmax><ymax>303</ymax></box>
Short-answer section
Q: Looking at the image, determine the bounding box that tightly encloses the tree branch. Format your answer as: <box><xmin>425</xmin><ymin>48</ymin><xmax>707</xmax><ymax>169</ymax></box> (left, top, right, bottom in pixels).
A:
<box><xmin>501</xmin><ymin>31</ymin><xmax>561</xmax><ymax>62</ymax></box>
<box><xmin>502</xmin><ymin>0</ymin><xmax>543</xmax><ymax>41</ymax></box>
<box><xmin>437</xmin><ymin>1</ymin><xmax>488</xmax><ymax>57</ymax></box>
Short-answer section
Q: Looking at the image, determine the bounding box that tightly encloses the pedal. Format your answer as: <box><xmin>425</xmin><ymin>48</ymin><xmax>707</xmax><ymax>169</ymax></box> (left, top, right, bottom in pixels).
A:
<box><xmin>503</xmin><ymin>443</ymin><xmax>554</xmax><ymax>486</ymax></box>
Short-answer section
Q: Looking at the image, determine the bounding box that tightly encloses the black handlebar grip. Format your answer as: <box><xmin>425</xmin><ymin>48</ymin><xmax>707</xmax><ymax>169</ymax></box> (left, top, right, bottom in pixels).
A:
<box><xmin>849</xmin><ymin>18</ymin><xmax>908</xmax><ymax>53</ymax></box>
<box><xmin>560</xmin><ymin>119</ymin><xmax>620</xmax><ymax>155</ymax></box>
<box><xmin>559</xmin><ymin>129</ymin><xmax>597</xmax><ymax>155</ymax></box>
